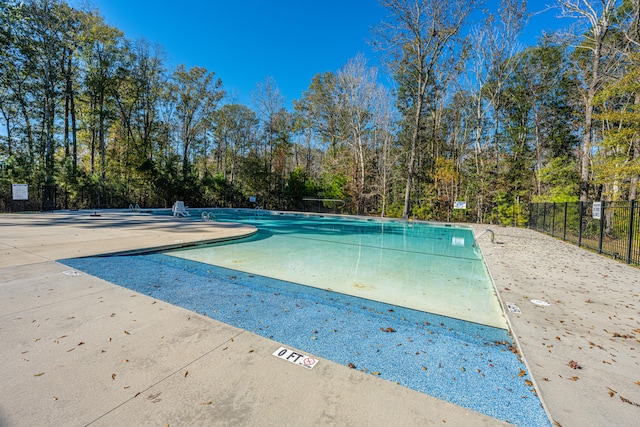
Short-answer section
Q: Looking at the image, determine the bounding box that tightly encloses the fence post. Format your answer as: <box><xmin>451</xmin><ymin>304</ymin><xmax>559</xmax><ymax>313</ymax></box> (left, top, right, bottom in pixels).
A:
<box><xmin>552</xmin><ymin>202</ymin><xmax>556</xmax><ymax>237</ymax></box>
<box><xmin>598</xmin><ymin>201</ymin><xmax>605</xmax><ymax>254</ymax></box>
<box><xmin>578</xmin><ymin>202</ymin><xmax>584</xmax><ymax>247</ymax></box>
<box><xmin>627</xmin><ymin>200</ymin><xmax>635</xmax><ymax>264</ymax></box>
<box><xmin>563</xmin><ymin>202</ymin><xmax>568</xmax><ymax>241</ymax></box>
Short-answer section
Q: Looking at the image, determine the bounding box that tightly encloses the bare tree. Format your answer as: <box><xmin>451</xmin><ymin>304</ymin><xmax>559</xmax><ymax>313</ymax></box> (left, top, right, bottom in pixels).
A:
<box><xmin>557</xmin><ymin>0</ymin><xmax>619</xmax><ymax>201</ymax></box>
<box><xmin>374</xmin><ymin>0</ymin><xmax>480</xmax><ymax>218</ymax></box>
<box><xmin>465</xmin><ymin>0</ymin><xmax>528</xmax><ymax>221</ymax></box>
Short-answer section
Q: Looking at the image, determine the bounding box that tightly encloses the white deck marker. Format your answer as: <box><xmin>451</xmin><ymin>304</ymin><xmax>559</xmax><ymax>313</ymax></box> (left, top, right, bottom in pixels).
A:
<box><xmin>506</xmin><ymin>302</ymin><xmax>521</xmax><ymax>314</ymax></box>
<box><xmin>272</xmin><ymin>347</ymin><xmax>318</xmax><ymax>369</ymax></box>
<box><xmin>530</xmin><ymin>299</ymin><xmax>550</xmax><ymax>307</ymax></box>
<box><xmin>62</xmin><ymin>270</ymin><xmax>82</xmax><ymax>277</ymax></box>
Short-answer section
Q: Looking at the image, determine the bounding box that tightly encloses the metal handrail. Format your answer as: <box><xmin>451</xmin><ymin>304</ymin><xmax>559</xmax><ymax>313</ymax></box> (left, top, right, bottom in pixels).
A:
<box><xmin>474</xmin><ymin>229</ymin><xmax>495</xmax><ymax>246</ymax></box>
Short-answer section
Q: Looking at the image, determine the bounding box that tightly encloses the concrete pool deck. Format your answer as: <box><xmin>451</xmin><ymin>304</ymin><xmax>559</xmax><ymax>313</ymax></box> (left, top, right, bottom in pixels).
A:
<box><xmin>0</xmin><ymin>211</ymin><xmax>638</xmax><ymax>426</ymax></box>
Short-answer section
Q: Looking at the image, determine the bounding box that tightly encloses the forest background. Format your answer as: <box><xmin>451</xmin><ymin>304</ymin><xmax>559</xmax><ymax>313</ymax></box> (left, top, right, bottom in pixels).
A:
<box><xmin>1</xmin><ymin>0</ymin><xmax>639</xmax><ymax>224</ymax></box>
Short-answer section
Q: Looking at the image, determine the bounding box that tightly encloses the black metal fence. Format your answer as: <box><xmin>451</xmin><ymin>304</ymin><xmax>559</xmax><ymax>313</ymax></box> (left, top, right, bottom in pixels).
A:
<box><xmin>529</xmin><ymin>201</ymin><xmax>640</xmax><ymax>265</ymax></box>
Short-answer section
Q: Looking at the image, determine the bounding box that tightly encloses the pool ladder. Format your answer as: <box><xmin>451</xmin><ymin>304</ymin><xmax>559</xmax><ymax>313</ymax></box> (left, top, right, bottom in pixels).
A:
<box><xmin>473</xmin><ymin>229</ymin><xmax>495</xmax><ymax>247</ymax></box>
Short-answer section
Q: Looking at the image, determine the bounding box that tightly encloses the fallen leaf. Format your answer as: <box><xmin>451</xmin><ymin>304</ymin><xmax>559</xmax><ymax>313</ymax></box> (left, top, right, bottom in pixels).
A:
<box><xmin>248</xmin><ymin>349</ymin><xmax>254</xmax><ymax>353</ymax></box>
<box><xmin>348</xmin><ymin>363</ymin><xmax>355</xmax><ymax>369</ymax></box>
<box><xmin>52</xmin><ymin>396</ymin><xmax>58</xmax><ymax>400</ymax></box>
<box><xmin>380</xmin><ymin>327</ymin><xmax>396</xmax><ymax>333</ymax></box>
<box><xmin>620</xmin><ymin>396</ymin><xmax>640</xmax><ymax>407</ymax></box>
<box><xmin>34</xmin><ymin>372</ymin><xmax>45</xmax><ymax>377</ymax></box>
<box><xmin>372</xmin><ymin>371</ymin><xmax>381</xmax><ymax>375</ymax></box>
<box><xmin>112</xmin><ymin>373</ymin><xmax>116</xmax><ymax>380</ymax></box>
<box><xmin>525</xmin><ymin>380</ymin><xmax>533</xmax><ymax>386</ymax></box>
<box><xmin>202</xmin><ymin>401</ymin><xmax>212</xmax><ymax>405</ymax></box>
<box><xmin>518</xmin><ymin>369</ymin><xmax>526</xmax><ymax>377</ymax></box>
<box><xmin>77</xmin><ymin>341</ymin><xmax>85</xmax><ymax>346</ymax></box>
<box><xmin>124</xmin><ymin>331</ymin><xmax>131</xmax><ymax>335</ymax></box>
<box><xmin>568</xmin><ymin>360</ymin><xmax>581</xmax><ymax>369</ymax></box>
<box><xmin>183</xmin><ymin>370</ymin><xmax>188</xmax><ymax>378</ymax></box>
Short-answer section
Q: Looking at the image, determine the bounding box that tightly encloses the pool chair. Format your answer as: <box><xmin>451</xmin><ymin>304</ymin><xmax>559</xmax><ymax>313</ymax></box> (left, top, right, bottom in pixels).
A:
<box><xmin>172</xmin><ymin>201</ymin><xmax>190</xmax><ymax>217</ymax></box>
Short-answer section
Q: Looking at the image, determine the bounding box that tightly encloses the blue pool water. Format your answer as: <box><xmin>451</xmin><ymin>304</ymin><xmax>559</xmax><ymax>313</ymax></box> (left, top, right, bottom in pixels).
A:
<box><xmin>60</xmin><ymin>210</ymin><xmax>550</xmax><ymax>426</ymax></box>
<box><xmin>169</xmin><ymin>210</ymin><xmax>506</xmax><ymax>329</ymax></box>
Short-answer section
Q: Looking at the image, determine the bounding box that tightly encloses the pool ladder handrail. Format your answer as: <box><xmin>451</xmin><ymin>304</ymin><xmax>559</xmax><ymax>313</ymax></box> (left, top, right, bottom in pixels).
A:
<box><xmin>201</xmin><ymin>211</ymin><xmax>217</xmax><ymax>222</ymax></box>
<box><xmin>473</xmin><ymin>229</ymin><xmax>495</xmax><ymax>247</ymax></box>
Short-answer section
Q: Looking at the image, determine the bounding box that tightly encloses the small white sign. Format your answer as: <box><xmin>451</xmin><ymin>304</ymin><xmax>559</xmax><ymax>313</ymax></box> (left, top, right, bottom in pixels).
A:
<box><xmin>62</xmin><ymin>270</ymin><xmax>82</xmax><ymax>277</ymax></box>
<box><xmin>272</xmin><ymin>347</ymin><xmax>318</xmax><ymax>369</ymax></box>
<box><xmin>453</xmin><ymin>201</ymin><xmax>466</xmax><ymax>209</ymax></box>
<box><xmin>506</xmin><ymin>302</ymin><xmax>522</xmax><ymax>314</ymax></box>
<box><xmin>592</xmin><ymin>202</ymin><xmax>602</xmax><ymax>219</ymax></box>
<box><xmin>12</xmin><ymin>183</ymin><xmax>28</xmax><ymax>201</ymax></box>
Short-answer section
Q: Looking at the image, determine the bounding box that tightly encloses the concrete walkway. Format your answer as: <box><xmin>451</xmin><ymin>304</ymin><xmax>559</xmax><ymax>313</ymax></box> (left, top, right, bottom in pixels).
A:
<box><xmin>1</xmin><ymin>212</ymin><xmax>504</xmax><ymax>427</ymax></box>
<box><xmin>473</xmin><ymin>225</ymin><xmax>640</xmax><ymax>427</ymax></box>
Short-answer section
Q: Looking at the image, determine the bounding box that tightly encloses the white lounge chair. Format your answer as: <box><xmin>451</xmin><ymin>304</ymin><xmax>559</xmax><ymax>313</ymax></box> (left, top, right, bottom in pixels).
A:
<box><xmin>172</xmin><ymin>201</ymin><xmax>190</xmax><ymax>217</ymax></box>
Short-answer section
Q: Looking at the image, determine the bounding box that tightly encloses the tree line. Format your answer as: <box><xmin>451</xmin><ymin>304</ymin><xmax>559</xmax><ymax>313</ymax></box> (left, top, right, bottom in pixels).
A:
<box><xmin>1</xmin><ymin>0</ymin><xmax>639</xmax><ymax>223</ymax></box>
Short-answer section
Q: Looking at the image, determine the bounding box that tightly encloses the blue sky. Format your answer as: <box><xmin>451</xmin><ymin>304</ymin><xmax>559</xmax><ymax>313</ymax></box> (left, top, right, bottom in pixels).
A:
<box><xmin>88</xmin><ymin>1</ymin><xmax>565</xmax><ymax>108</ymax></box>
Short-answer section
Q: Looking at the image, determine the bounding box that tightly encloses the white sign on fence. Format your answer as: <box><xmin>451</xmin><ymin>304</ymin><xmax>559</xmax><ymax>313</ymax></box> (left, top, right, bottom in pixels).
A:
<box><xmin>12</xmin><ymin>184</ymin><xmax>28</xmax><ymax>201</ymax></box>
<box><xmin>453</xmin><ymin>201</ymin><xmax>467</xmax><ymax>210</ymax></box>
<box><xmin>592</xmin><ymin>202</ymin><xmax>602</xmax><ymax>220</ymax></box>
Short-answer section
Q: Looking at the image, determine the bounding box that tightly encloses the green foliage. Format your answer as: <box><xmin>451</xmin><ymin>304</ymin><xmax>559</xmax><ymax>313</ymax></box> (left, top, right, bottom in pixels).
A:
<box><xmin>284</xmin><ymin>167</ymin><xmax>318</xmax><ymax>210</ymax></box>
<box><xmin>593</xmin><ymin>56</ymin><xmax>640</xmax><ymax>200</ymax></box>
<box><xmin>491</xmin><ymin>190</ymin><xmax>527</xmax><ymax>226</ymax></box>
<box><xmin>534</xmin><ymin>157</ymin><xmax>580</xmax><ymax>203</ymax></box>
<box><xmin>318</xmin><ymin>172</ymin><xmax>348</xmax><ymax>201</ymax></box>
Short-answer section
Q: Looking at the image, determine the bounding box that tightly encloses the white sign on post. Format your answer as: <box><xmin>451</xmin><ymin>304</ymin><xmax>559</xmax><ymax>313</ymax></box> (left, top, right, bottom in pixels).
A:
<box><xmin>453</xmin><ymin>201</ymin><xmax>466</xmax><ymax>210</ymax></box>
<box><xmin>592</xmin><ymin>202</ymin><xmax>602</xmax><ymax>219</ymax></box>
<box><xmin>12</xmin><ymin>184</ymin><xmax>28</xmax><ymax>201</ymax></box>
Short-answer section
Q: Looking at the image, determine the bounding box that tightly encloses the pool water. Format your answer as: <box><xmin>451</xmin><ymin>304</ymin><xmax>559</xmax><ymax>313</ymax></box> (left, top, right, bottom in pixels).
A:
<box><xmin>168</xmin><ymin>210</ymin><xmax>506</xmax><ymax>329</ymax></box>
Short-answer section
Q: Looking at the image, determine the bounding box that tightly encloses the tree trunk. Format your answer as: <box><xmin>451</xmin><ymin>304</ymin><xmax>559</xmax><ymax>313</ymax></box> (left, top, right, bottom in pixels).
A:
<box><xmin>580</xmin><ymin>99</ymin><xmax>594</xmax><ymax>202</ymax></box>
<box><xmin>402</xmin><ymin>93</ymin><xmax>423</xmax><ymax>218</ymax></box>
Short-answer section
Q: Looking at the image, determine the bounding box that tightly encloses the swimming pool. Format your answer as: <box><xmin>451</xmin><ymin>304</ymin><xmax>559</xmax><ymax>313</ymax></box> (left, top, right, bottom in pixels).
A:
<box><xmin>60</xmin><ymin>210</ymin><xmax>550</xmax><ymax>426</ymax></box>
<box><xmin>168</xmin><ymin>209</ymin><xmax>506</xmax><ymax>329</ymax></box>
